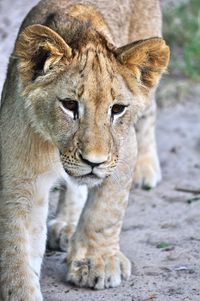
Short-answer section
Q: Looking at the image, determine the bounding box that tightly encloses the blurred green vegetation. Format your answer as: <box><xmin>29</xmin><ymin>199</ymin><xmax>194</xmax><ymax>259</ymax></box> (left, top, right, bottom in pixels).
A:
<box><xmin>163</xmin><ymin>0</ymin><xmax>200</xmax><ymax>79</ymax></box>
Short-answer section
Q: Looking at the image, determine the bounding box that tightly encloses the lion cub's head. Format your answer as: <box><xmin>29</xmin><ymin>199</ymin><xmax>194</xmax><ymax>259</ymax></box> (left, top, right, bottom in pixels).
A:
<box><xmin>15</xmin><ymin>20</ymin><xmax>169</xmax><ymax>186</ymax></box>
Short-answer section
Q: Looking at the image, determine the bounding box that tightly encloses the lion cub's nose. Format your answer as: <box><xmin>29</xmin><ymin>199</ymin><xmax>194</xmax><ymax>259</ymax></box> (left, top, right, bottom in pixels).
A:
<box><xmin>79</xmin><ymin>153</ymin><xmax>107</xmax><ymax>168</ymax></box>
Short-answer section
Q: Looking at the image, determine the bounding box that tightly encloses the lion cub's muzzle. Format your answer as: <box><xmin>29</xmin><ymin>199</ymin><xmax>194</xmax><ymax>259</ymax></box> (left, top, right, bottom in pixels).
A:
<box><xmin>60</xmin><ymin>149</ymin><xmax>116</xmax><ymax>185</ymax></box>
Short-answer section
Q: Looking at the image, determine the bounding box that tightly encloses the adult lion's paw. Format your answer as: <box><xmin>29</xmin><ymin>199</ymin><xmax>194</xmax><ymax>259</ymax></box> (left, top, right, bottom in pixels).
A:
<box><xmin>66</xmin><ymin>251</ymin><xmax>131</xmax><ymax>289</ymax></box>
<box><xmin>47</xmin><ymin>219</ymin><xmax>75</xmax><ymax>251</ymax></box>
<box><xmin>133</xmin><ymin>152</ymin><xmax>162</xmax><ymax>189</ymax></box>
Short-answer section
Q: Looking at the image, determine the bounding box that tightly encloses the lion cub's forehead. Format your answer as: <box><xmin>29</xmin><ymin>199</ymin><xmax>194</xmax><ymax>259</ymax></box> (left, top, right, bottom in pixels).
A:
<box><xmin>58</xmin><ymin>48</ymin><xmax>124</xmax><ymax>104</ymax></box>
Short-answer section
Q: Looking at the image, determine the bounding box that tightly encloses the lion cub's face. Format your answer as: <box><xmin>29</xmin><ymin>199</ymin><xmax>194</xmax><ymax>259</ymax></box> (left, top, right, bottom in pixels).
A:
<box><xmin>25</xmin><ymin>49</ymin><xmax>137</xmax><ymax>186</ymax></box>
<box><xmin>16</xmin><ymin>25</ymin><xmax>169</xmax><ymax>186</ymax></box>
<box><xmin>57</xmin><ymin>53</ymin><xmax>139</xmax><ymax>186</ymax></box>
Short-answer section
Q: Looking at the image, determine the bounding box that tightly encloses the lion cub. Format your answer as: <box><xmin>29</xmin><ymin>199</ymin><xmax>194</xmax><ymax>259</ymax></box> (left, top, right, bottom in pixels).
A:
<box><xmin>0</xmin><ymin>0</ymin><xmax>169</xmax><ymax>299</ymax></box>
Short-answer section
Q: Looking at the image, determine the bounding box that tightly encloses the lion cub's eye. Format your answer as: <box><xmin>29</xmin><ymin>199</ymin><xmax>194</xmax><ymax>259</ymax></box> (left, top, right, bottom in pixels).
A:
<box><xmin>111</xmin><ymin>104</ymin><xmax>127</xmax><ymax>116</ymax></box>
<box><xmin>59</xmin><ymin>98</ymin><xmax>79</xmax><ymax>120</ymax></box>
<box><xmin>62</xmin><ymin>99</ymin><xmax>78</xmax><ymax>112</ymax></box>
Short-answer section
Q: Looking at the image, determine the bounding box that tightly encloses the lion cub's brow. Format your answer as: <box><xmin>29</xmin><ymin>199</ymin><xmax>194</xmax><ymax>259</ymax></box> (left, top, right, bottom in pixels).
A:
<box><xmin>57</xmin><ymin>49</ymin><xmax>122</xmax><ymax>107</ymax></box>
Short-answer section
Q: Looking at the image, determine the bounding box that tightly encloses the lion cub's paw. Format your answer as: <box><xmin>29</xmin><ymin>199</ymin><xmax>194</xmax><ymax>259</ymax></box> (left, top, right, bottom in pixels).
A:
<box><xmin>133</xmin><ymin>152</ymin><xmax>162</xmax><ymax>189</ymax></box>
<box><xmin>47</xmin><ymin>220</ymin><xmax>75</xmax><ymax>251</ymax></box>
<box><xmin>66</xmin><ymin>251</ymin><xmax>131</xmax><ymax>289</ymax></box>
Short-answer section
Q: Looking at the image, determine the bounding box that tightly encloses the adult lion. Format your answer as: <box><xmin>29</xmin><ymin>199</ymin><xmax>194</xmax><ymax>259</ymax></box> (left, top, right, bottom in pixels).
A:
<box><xmin>0</xmin><ymin>0</ymin><xmax>169</xmax><ymax>300</ymax></box>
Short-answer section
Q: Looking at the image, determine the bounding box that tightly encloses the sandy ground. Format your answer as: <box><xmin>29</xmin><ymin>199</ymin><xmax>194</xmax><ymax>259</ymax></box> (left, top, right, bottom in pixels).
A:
<box><xmin>0</xmin><ymin>1</ymin><xmax>200</xmax><ymax>301</ymax></box>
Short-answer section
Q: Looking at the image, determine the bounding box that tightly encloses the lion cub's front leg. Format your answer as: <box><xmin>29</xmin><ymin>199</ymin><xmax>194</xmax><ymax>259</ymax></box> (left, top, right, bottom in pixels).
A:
<box><xmin>0</xmin><ymin>172</ymin><xmax>55</xmax><ymax>301</ymax></box>
<box><xmin>66</xmin><ymin>174</ymin><xmax>133</xmax><ymax>289</ymax></box>
<box><xmin>48</xmin><ymin>180</ymin><xmax>87</xmax><ymax>251</ymax></box>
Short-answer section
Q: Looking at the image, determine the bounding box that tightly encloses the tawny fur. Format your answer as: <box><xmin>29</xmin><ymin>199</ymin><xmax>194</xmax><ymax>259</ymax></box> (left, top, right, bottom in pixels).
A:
<box><xmin>0</xmin><ymin>0</ymin><xmax>169</xmax><ymax>300</ymax></box>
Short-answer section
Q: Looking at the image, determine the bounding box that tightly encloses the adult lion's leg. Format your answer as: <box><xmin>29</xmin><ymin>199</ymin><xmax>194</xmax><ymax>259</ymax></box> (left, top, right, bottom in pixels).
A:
<box><xmin>129</xmin><ymin>0</ymin><xmax>162</xmax><ymax>189</ymax></box>
<box><xmin>48</xmin><ymin>180</ymin><xmax>87</xmax><ymax>251</ymax></box>
<box><xmin>0</xmin><ymin>171</ymin><xmax>56</xmax><ymax>301</ymax></box>
<box><xmin>133</xmin><ymin>95</ymin><xmax>162</xmax><ymax>189</ymax></box>
<box><xmin>66</xmin><ymin>130</ymin><xmax>136</xmax><ymax>289</ymax></box>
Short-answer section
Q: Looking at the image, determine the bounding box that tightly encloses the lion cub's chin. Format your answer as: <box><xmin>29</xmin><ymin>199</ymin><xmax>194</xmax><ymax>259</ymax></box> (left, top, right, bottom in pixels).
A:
<box><xmin>73</xmin><ymin>173</ymin><xmax>104</xmax><ymax>187</ymax></box>
<box><xmin>65</xmin><ymin>170</ymin><xmax>106</xmax><ymax>187</ymax></box>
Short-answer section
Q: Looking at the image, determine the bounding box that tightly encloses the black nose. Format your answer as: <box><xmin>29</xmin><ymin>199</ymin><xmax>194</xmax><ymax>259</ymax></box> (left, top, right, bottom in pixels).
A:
<box><xmin>79</xmin><ymin>154</ymin><xmax>102</xmax><ymax>168</ymax></box>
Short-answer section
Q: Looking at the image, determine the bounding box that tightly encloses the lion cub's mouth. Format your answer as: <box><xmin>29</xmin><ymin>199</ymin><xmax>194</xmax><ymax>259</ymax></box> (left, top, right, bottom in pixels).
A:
<box><xmin>67</xmin><ymin>170</ymin><xmax>103</xmax><ymax>179</ymax></box>
<box><xmin>79</xmin><ymin>171</ymin><xmax>97</xmax><ymax>177</ymax></box>
<box><xmin>63</xmin><ymin>166</ymin><xmax>108</xmax><ymax>186</ymax></box>
<box><xmin>78</xmin><ymin>172</ymin><xmax>100</xmax><ymax>180</ymax></box>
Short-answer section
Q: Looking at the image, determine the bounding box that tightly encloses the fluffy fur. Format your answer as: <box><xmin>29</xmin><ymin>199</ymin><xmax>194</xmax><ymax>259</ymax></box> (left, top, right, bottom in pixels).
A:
<box><xmin>0</xmin><ymin>0</ymin><xmax>169</xmax><ymax>300</ymax></box>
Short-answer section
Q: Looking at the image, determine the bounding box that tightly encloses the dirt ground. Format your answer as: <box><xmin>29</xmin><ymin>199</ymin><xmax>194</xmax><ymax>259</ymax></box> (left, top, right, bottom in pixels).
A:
<box><xmin>0</xmin><ymin>1</ymin><xmax>200</xmax><ymax>301</ymax></box>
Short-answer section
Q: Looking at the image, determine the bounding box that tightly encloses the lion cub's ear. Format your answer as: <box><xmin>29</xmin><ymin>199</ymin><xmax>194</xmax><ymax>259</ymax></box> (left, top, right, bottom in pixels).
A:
<box><xmin>15</xmin><ymin>24</ymin><xmax>72</xmax><ymax>81</ymax></box>
<box><xmin>116</xmin><ymin>38</ymin><xmax>170</xmax><ymax>90</ymax></box>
